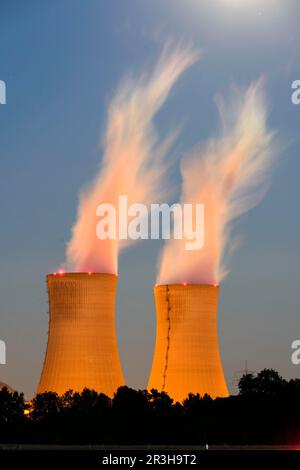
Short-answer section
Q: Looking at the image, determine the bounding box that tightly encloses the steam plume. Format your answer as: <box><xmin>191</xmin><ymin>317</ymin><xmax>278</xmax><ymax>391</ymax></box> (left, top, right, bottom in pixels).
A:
<box><xmin>66</xmin><ymin>43</ymin><xmax>199</xmax><ymax>273</ymax></box>
<box><xmin>158</xmin><ymin>80</ymin><xmax>275</xmax><ymax>285</ymax></box>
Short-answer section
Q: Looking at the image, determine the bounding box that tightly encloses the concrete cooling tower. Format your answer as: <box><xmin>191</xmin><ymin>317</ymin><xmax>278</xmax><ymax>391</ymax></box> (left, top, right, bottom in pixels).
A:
<box><xmin>37</xmin><ymin>273</ymin><xmax>124</xmax><ymax>396</ymax></box>
<box><xmin>148</xmin><ymin>284</ymin><xmax>228</xmax><ymax>402</ymax></box>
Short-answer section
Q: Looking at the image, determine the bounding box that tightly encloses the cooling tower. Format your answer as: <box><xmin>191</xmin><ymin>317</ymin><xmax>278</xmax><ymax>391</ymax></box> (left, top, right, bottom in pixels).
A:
<box><xmin>37</xmin><ymin>273</ymin><xmax>124</xmax><ymax>396</ymax></box>
<box><xmin>148</xmin><ymin>284</ymin><xmax>228</xmax><ymax>402</ymax></box>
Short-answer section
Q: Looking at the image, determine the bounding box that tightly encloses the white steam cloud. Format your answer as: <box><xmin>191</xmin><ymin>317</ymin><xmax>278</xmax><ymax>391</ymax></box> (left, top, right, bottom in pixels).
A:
<box><xmin>66</xmin><ymin>42</ymin><xmax>199</xmax><ymax>274</ymax></box>
<box><xmin>158</xmin><ymin>79</ymin><xmax>276</xmax><ymax>285</ymax></box>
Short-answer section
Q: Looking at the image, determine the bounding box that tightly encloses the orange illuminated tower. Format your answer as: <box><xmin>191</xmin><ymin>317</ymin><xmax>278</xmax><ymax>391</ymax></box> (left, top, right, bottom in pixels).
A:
<box><xmin>148</xmin><ymin>284</ymin><xmax>228</xmax><ymax>402</ymax></box>
<box><xmin>37</xmin><ymin>273</ymin><xmax>124</xmax><ymax>396</ymax></box>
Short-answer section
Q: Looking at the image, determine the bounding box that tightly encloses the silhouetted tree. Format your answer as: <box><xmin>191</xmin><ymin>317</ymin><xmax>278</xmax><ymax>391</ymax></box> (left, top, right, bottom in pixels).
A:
<box><xmin>0</xmin><ymin>387</ymin><xmax>26</xmax><ymax>423</ymax></box>
<box><xmin>111</xmin><ymin>386</ymin><xmax>152</xmax><ymax>443</ymax></box>
<box><xmin>0</xmin><ymin>369</ymin><xmax>300</xmax><ymax>445</ymax></box>
<box><xmin>31</xmin><ymin>391</ymin><xmax>62</xmax><ymax>421</ymax></box>
<box><xmin>238</xmin><ymin>369</ymin><xmax>287</xmax><ymax>396</ymax></box>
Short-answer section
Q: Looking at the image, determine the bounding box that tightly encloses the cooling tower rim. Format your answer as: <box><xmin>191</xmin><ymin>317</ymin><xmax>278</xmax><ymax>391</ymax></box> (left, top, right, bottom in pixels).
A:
<box><xmin>154</xmin><ymin>283</ymin><xmax>219</xmax><ymax>290</ymax></box>
<box><xmin>47</xmin><ymin>272</ymin><xmax>118</xmax><ymax>280</ymax></box>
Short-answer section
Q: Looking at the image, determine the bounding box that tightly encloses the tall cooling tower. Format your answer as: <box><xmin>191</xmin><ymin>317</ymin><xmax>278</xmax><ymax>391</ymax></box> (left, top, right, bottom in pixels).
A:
<box><xmin>37</xmin><ymin>273</ymin><xmax>124</xmax><ymax>396</ymax></box>
<box><xmin>148</xmin><ymin>284</ymin><xmax>228</xmax><ymax>402</ymax></box>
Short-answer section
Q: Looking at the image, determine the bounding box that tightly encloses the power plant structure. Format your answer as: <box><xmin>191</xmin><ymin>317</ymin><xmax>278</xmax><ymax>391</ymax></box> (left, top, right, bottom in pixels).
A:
<box><xmin>148</xmin><ymin>284</ymin><xmax>228</xmax><ymax>402</ymax></box>
<box><xmin>37</xmin><ymin>272</ymin><xmax>124</xmax><ymax>396</ymax></box>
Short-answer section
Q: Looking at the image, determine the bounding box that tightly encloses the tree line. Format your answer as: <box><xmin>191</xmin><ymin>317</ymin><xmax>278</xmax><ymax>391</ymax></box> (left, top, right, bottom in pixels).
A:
<box><xmin>0</xmin><ymin>369</ymin><xmax>299</xmax><ymax>444</ymax></box>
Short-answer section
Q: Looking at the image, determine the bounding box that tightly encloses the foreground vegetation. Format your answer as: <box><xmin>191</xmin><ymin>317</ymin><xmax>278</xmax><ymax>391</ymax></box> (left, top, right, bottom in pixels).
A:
<box><xmin>0</xmin><ymin>369</ymin><xmax>299</xmax><ymax>444</ymax></box>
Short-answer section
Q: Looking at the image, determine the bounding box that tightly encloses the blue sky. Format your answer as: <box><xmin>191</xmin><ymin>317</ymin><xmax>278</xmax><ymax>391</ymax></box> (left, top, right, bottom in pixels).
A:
<box><xmin>0</xmin><ymin>0</ymin><xmax>299</xmax><ymax>398</ymax></box>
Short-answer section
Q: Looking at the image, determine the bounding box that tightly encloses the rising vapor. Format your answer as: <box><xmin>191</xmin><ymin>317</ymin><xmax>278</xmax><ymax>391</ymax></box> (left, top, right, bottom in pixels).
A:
<box><xmin>158</xmin><ymin>80</ymin><xmax>275</xmax><ymax>285</ymax></box>
<box><xmin>66</xmin><ymin>42</ymin><xmax>199</xmax><ymax>273</ymax></box>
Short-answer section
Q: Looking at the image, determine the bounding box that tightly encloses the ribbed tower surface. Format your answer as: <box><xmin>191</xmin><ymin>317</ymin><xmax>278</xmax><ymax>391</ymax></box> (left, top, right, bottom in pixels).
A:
<box><xmin>148</xmin><ymin>284</ymin><xmax>228</xmax><ymax>402</ymax></box>
<box><xmin>37</xmin><ymin>273</ymin><xmax>124</xmax><ymax>396</ymax></box>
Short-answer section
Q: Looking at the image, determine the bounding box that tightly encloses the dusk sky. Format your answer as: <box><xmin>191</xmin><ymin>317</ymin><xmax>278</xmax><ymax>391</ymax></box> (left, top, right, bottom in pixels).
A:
<box><xmin>0</xmin><ymin>0</ymin><xmax>299</xmax><ymax>399</ymax></box>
